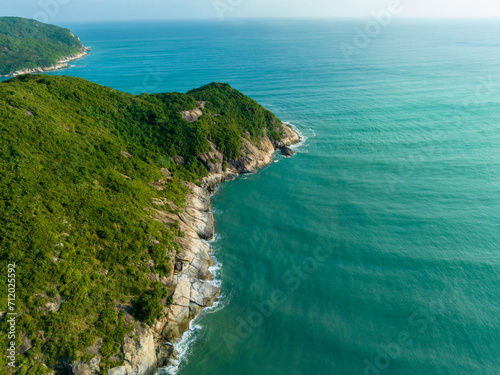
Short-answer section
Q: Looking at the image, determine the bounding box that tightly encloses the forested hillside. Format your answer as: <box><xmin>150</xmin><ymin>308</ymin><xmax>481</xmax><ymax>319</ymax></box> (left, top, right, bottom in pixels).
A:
<box><xmin>0</xmin><ymin>17</ymin><xmax>87</xmax><ymax>76</ymax></box>
<box><xmin>0</xmin><ymin>74</ymin><xmax>283</xmax><ymax>374</ymax></box>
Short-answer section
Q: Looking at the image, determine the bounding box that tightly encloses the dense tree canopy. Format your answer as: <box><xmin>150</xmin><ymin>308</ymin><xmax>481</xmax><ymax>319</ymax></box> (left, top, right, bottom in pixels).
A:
<box><xmin>0</xmin><ymin>17</ymin><xmax>87</xmax><ymax>76</ymax></box>
<box><xmin>0</xmin><ymin>74</ymin><xmax>282</xmax><ymax>374</ymax></box>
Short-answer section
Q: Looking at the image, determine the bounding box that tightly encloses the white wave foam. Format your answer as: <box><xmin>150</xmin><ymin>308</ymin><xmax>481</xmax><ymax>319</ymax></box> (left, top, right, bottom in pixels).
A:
<box><xmin>157</xmin><ymin>236</ymin><xmax>227</xmax><ymax>374</ymax></box>
<box><xmin>206</xmin><ymin>232</ymin><xmax>222</xmax><ymax>244</ymax></box>
<box><xmin>157</xmin><ymin>291</ymin><xmax>231</xmax><ymax>375</ymax></box>
<box><xmin>158</xmin><ymin>122</ymin><xmax>307</xmax><ymax>374</ymax></box>
<box><xmin>283</xmin><ymin>121</ymin><xmax>311</xmax><ymax>150</ymax></box>
<box><xmin>208</xmin><ymin>250</ymin><xmax>222</xmax><ymax>288</ymax></box>
<box><xmin>273</xmin><ymin>122</ymin><xmax>310</xmax><ymax>160</ymax></box>
<box><xmin>210</xmin><ymin>206</ymin><xmax>222</xmax><ymax>215</ymax></box>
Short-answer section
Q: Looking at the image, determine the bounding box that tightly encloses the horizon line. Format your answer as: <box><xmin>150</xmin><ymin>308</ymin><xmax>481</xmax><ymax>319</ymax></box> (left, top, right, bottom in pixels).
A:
<box><xmin>3</xmin><ymin>15</ymin><xmax>500</xmax><ymax>24</ymax></box>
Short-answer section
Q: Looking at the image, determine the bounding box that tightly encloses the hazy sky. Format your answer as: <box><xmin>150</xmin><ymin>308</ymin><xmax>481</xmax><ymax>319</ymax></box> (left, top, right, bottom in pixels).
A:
<box><xmin>1</xmin><ymin>0</ymin><xmax>500</xmax><ymax>22</ymax></box>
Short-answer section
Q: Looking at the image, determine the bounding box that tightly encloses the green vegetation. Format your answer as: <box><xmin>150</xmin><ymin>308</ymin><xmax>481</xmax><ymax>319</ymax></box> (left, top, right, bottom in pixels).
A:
<box><xmin>187</xmin><ymin>83</ymin><xmax>281</xmax><ymax>158</ymax></box>
<box><xmin>0</xmin><ymin>17</ymin><xmax>87</xmax><ymax>76</ymax></box>
<box><xmin>132</xmin><ymin>282</ymin><xmax>169</xmax><ymax>326</ymax></box>
<box><xmin>0</xmin><ymin>74</ymin><xmax>283</xmax><ymax>374</ymax></box>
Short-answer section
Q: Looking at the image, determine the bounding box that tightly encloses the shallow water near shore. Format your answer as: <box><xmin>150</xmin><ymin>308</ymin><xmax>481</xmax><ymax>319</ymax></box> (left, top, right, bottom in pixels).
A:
<box><xmin>33</xmin><ymin>19</ymin><xmax>500</xmax><ymax>374</ymax></box>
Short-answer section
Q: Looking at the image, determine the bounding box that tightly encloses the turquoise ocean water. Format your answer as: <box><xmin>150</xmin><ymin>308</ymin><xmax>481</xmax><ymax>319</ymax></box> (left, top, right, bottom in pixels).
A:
<box><xmin>16</xmin><ymin>19</ymin><xmax>500</xmax><ymax>374</ymax></box>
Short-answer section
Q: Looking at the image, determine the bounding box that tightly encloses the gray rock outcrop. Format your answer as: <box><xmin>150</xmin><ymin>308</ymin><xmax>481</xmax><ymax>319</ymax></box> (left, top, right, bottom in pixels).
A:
<box><xmin>106</xmin><ymin>325</ymin><xmax>157</xmax><ymax>375</ymax></box>
<box><xmin>74</xmin><ymin>122</ymin><xmax>300</xmax><ymax>375</ymax></box>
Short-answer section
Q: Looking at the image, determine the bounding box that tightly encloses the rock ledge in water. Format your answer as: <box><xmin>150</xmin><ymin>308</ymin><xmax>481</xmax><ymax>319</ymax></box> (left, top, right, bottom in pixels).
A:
<box><xmin>280</xmin><ymin>146</ymin><xmax>295</xmax><ymax>157</ymax></box>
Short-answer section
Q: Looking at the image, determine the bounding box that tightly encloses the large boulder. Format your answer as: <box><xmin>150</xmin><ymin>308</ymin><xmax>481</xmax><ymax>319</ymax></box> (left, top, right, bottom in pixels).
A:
<box><xmin>156</xmin><ymin>341</ymin><xmax>178</xmax><ymax>368</ymax></box>
<box><xmin>280</xmin><ymin>146</ymin><xmax>295</xmax><ymax>157</ymax></box>
<box><xmin>273</xmin><ymin>123</ymin><xmax>301</xmax><ymax>148</ymax></box>
<box><xmin>197</xmin><ymin>142</ymin><xmax>224</xmax><ymax>174</ymax></box>
<box><xmin>172</xmin><ymin>155</ymin><xmax>186</xmax><ymax>166</ymax></box>
<box><xmin>107</xmin><ymin>325</ymin><xmax>157</xmax><ymax>375</ymax></box>
<box><xmin>162</xmin><ymin>277</ymin><xmax>219</xmax><ymax>341</ymax></box>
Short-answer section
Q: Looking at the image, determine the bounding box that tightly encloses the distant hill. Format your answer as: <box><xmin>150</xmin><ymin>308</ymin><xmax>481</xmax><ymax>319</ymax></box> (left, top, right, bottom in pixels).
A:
<box><xmin>0</xmin><ymin>17</ymin><xmax>89</xmax><ymax>76</ymax></box>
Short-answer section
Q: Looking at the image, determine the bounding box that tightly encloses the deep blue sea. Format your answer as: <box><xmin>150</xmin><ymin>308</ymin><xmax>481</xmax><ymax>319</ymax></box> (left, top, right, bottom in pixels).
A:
<box><xmin>21</xmin><ymin>19</ymin><xmax>500</xmax><ymax>374</ymax></box>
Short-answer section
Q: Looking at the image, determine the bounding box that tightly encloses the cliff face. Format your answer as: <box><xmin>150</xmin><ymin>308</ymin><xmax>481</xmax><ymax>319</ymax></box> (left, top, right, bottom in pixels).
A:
<box><xmin>75</xmin><ymin>123</ymin><xmax>300</xmax><ymax>375</ymax></box>
<box><xmin>201</xmin><ymin>123</ymin><xmax>301</xmax><ymax>192</ymax></box>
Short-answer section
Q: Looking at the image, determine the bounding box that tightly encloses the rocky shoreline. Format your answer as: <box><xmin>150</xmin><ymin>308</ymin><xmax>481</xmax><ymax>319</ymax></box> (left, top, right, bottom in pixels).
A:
<box><xmin>71</xmin><ymin>123</ymin><xmax>300</xmax><ymax>375</ymax></box>
<box><xmin>0</xmin><ymin>47</ymin><xmax>90</xmax><ymax>78</ymax></box>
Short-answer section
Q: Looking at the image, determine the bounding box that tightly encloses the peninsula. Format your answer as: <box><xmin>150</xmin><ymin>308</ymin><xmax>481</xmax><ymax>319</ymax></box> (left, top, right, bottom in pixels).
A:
<box><xmin>0</xmin><ymin>17</ymin><xmax>90</xmax><ymax>77</ymax></box>
<box><xmin>0</xmin><ymin>74</ymin><xmax>299</xmax><ymax>374</ymax></box>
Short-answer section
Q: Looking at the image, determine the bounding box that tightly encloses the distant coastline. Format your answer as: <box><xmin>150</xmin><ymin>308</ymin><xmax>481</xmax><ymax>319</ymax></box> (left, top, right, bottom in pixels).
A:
<box><xmin>0</xmin><ymin>47</ymin><xmax>91</xmax><ymax>78</ymax></box>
